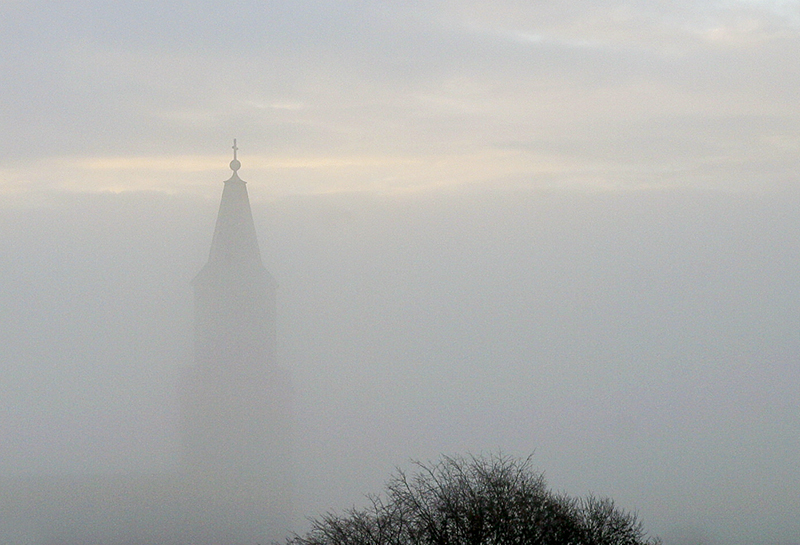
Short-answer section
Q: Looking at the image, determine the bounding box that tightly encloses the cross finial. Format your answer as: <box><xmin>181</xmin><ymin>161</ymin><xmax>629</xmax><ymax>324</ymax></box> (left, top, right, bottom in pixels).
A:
<box><xmin>229</xmin><ymin>139</ymin><xmax>242</xmax><ymax>172</ymax></box>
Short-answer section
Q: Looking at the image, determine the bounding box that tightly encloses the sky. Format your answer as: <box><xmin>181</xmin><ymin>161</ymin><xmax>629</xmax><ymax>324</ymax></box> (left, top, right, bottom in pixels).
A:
<box><xmin>1</xmin><ymin>1</ymin><xmax>800</xmax><ymax>544</ymax></box>
<box><xmin>2</xmin><ymin>0</ymin><xmax>800</xmax><ymax>197</ymax></box>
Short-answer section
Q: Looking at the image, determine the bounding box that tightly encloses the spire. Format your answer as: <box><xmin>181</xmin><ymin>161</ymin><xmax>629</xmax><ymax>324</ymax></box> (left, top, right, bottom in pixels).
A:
<box><xmin>199</xmin><ymin>141</ymin><xmax>264</xmax><ymax>271</ymax></box>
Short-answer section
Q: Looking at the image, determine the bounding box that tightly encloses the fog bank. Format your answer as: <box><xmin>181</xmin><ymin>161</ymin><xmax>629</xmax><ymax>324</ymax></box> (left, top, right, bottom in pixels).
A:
<box><xmin>1</xmin><ymin>184</ymin><xmax>798</xmax><ymax>544</ymax></box>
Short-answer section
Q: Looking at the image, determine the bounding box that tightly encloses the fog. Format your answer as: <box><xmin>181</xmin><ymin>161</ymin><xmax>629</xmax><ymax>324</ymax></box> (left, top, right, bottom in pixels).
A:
<box><xmin>2</xmin><ymin>0</ymin><xmax>800</xmax><ymax>543</ymax></box>
<box><xmin>1</xmin><ymin>184</ymin><xmax>798</xmax><ymax>544</ymax></box>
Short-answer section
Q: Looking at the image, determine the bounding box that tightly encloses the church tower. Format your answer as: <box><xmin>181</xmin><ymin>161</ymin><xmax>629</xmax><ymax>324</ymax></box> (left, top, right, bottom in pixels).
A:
<box><xmin>179</xmin><ymin>141</ymin><xmax>292</xmax><ymax>543</ymax></box>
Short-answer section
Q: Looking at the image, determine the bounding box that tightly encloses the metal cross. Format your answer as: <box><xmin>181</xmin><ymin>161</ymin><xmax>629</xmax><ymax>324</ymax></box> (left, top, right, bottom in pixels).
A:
<box><xmin>232</xmin><ymin>139</ymin><xmax>238</xmax><ymax>160</ymax></box>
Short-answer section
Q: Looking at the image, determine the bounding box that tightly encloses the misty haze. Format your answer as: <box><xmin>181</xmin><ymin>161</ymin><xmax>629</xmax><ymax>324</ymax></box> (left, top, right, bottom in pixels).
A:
<box><xmin>2</xmin><ymin>2</ymin><xmax>799</xmax><ymax>545</ymax></box>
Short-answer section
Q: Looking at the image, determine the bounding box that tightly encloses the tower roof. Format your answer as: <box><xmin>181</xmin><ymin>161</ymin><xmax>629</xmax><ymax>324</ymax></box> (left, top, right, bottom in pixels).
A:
<box><xmin>194</xmin><ymin>141</ymin><xmax>274</xmax><ymax>284</ymax></box>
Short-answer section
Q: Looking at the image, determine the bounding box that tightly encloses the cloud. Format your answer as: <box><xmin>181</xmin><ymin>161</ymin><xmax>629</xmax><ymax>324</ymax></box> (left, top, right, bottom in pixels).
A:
<box><xmin>1</xmin><ymin>1</ymin><xmax>799</xmax><ymax>197</ymax></box>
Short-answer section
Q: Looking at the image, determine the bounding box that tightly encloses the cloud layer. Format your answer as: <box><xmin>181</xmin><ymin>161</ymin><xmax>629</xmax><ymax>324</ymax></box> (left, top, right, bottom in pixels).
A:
<box><xmin>2</xmin><ymin>1</ymin><xmax>799</xmax><ymax>195</ymax></box>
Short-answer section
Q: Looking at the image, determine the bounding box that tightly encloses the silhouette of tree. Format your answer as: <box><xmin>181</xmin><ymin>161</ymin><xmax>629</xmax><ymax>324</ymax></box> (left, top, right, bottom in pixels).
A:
<box><xmin>288</xmin><ymin>454</ymin><xmax>659</xmax><ymax>545</ymax></box>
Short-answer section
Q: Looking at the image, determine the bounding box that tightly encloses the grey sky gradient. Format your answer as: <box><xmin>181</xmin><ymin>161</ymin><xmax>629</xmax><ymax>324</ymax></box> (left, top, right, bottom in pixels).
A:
<box><xmin>2</xmin><ymin>0</ymin><xmax>800</xmax><ymax>196</ymax></box>
<box><xmin>1</xmin><ymin>2</ymin><xmax>799</xmax><ymax>545</ymax></box>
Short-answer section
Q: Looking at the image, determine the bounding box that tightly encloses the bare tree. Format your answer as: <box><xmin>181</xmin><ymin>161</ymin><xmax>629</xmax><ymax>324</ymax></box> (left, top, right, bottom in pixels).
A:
<box><xmin>288</xmin><ymin>454</ymin><xmax>659</xmax><ymax>545</ymax></box>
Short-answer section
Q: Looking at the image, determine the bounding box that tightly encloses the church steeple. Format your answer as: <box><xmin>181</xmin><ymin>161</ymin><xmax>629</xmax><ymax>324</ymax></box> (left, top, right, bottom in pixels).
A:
<box><xmin>201</xmin><ymin>140</ymin><xmax>265</xmax><ymax>271</ymax></box>
<box><xmin>180</xmin><ymin>142</ymin><xmax>291</xmax><ymax>540</ymax></box>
